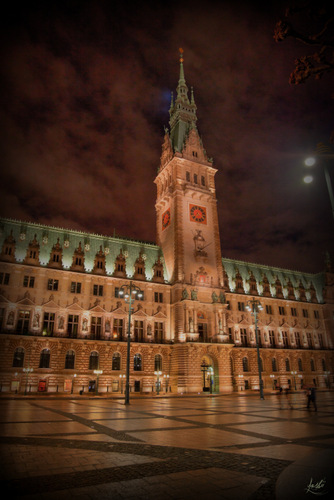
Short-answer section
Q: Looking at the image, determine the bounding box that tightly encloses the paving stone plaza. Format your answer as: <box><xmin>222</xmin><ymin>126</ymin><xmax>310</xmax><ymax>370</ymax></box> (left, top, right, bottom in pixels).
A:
<box><xmin>0</xmin><ymin>392</ymin><xmax>333</xmax><ymax>499</ymax></box>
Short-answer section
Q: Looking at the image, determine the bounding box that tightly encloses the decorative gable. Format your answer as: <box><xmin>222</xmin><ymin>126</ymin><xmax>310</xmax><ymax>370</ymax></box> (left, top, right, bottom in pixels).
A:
<box><xmin>0</xmin><ymin>231</ymin><xmax>16</xmax><ymax>263</ymax></box>
<box><xmin>23</xmin><ymin>234</ymin><xmax>40</xmax><ymax>266</ymax></box>
<box><xmin>160</xmin><ymin>132</ymin><xmax>174</xmax><ymax>170</ymax></box>
<box><xmin>92</xmin><ymin>246</ymin><xmax>106</xmax><ymax>275</ymax></box>
<box><xmin>152</xmin><ymin>256</ymin><xmax>164</xmax><ymax>283</ymax></box>
<box><xmin>182</xmin><ymin>128</ymin><xmax>208</xmax><ymax>163</ymax></box>
<box><xmin>70</xmin><ymin>242</ymin><xmax>85</xmax><ymax>271</ymax></box>
<box><xmin>113</xmin><ymin>249</ymin><xmax>127</xmax><ymax>277</ymax></box>
<box><xmin>133</xmin><ymin>251</ymin><xmax>146</xmax><ymax>281</ymax></box>
<box><xmin>47</xmin><ymin>238</ymin><xmax>63</xmax><ymax>269</ymax></box>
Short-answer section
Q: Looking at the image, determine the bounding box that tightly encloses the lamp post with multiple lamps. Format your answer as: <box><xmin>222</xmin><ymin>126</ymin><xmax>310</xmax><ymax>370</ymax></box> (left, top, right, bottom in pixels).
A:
<box><xmin>303</xmin><ymin>142</ymin><xmax>334</xmax><ymax>221</ymax></box>
<box><xmin>291</xmin><ymin>370</ymin><xmax>297</xmax><ymax>390</ymax></box>
<box><xmin>23</xmin><ymin>367</ymin><xmax>33</xmax><ymax>395</ymax></box>
<box><xmin>71</xmin><ymin>373</ymin><xmax>77</xmax><ymax>394</ymax></box>
<box><xmin>163</xmin><ymin>374</ymin><xmax>170</xmax><ymax>393</ymax></box>
<box><xmin>154</xmin><ymin>370</ymin><xmax>162</xmax><ymax>395</ymax></box>
<box><xmin>118</xmin><ymin>281</ymin><xmax>143</xmax><ymax>405</ymax></box>
<box><xmin>94</xmin><ymin>369</ymin><xmax>103</xmax><ymax>395</ymax></box>
<box><xmin>246</xmin><ymin>298</ymin><xmax>264</xmax><ymax>400</ymax></box>
<box><xmin>270</xmin><ymin>374</ymin><xmax>275</xmax><ymax>390</ymax></box>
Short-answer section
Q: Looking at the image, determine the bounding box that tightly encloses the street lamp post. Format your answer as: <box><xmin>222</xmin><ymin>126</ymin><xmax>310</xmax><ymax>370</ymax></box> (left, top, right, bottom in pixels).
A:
<box><xmin>23</xmin><ymin>367</ymin><xmax>33</xmax><ymax>395</ymax></box>
<box><xmin>270</xmin><ymin>374</ymin><xmax>275</xmax><ymax>390</ymax></box>
<box><xmin>163</xmin><ymin>374</ymin><xmax>169</xmax><ymax>393</ymax></box>
<box><xmin>71</xmin><ymin>373</ymin><xmax>77</xmax><ymax>394</ymax></box>
<box><xmin>291</xmin><ymin>370</ymin><xmax>297</xmax><ymax>390</ymax></box>
<box><xmin>246</xmin><ymin>298</ymin><xmax>264</xmax><ymax>400</ymax></box>
<box><xmin>94</xmin><ymin>370</ymin><xmax>103</xmax><ymax>395</ymax></box>
<box><xmin>118</xmin><ymin>281</ymin><xmax>143</xmax><ymax>405</ymax></box>
<box><xmin>324</xmin><ymin>371</ymin><xmax>330</xmax><ymax>388</ymax></box>
<box><xmin>304</xmin><ymin>143</ymin><xmax>334</xmax><ymax>221</ymax></box>
<box><xmin>154</xmin><ymin>370</ymin><xmax>162</xmax><ymax>395</ymax></box>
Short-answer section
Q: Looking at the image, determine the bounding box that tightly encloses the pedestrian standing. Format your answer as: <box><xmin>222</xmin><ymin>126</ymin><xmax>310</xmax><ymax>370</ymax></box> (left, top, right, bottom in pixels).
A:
<box><xmin>307</xmin><ymin>386</ymin><xmax>317</xmax><ymax>411</ymax></box>
<box><xmin>285</xmin><ymin>387</ymin><xmax>293</xmax><ymax>409</ymax></box>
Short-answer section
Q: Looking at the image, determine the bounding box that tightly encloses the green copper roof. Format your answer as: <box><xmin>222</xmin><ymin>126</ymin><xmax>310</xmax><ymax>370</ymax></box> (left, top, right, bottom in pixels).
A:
<box><xmin>168</xmin><ymin>49</ymin><xmax>198</xmax><ymax>153</ymax></box>
<box><xmin>0</xmin><ymin>218</ymin><xmax>167</xmax><ymax>281</ymax></box>
<box><xmin>222</xmin><ymin>256</ymin><xmax>325</xmax><ymax>304</ymax></box>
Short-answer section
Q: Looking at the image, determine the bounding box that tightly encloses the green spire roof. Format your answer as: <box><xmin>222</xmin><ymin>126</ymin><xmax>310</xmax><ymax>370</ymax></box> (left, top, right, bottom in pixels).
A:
<box><xmin>169</xmin><ymin>48</ymin><xmax>197</xmax><ymax>152</ymax></box>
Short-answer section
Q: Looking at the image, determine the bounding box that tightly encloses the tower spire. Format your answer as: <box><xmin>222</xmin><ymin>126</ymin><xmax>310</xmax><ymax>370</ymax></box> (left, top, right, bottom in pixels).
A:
<box><xmin>169</xmin><ymin>48</ymin><xmax>197</xmax><ymax>152</ymax></box>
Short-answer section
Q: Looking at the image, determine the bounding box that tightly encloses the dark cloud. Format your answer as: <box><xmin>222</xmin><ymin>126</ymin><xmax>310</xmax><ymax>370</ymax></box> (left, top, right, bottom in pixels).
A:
<box><xmin>0</xmin><ymin>0</ymin><xmax>333</xmax><ymax>272</ymax></box>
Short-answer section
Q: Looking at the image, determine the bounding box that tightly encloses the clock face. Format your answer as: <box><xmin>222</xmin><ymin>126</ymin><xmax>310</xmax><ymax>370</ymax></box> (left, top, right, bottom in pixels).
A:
<box><xmin>189</xmin><ymin>204</ymin><xmax>207</xmax><ymax>224</ymax></box>
<box><xmin>162</xmin><ymin>208</ymin><xmax>171</xmax><ymax>230</ymax></box>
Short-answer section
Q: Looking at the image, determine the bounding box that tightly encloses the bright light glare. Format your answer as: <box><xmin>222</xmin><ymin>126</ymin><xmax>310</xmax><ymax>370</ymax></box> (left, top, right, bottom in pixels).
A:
<box><xmin>305</xmin><ymin>157</ymin><xmax>316</xmax><ymax>167</ymax></box>
<box><xmin>303</xmin><ymin>175</ymin><xmax>314</xmax><ymax>184</ymax></box>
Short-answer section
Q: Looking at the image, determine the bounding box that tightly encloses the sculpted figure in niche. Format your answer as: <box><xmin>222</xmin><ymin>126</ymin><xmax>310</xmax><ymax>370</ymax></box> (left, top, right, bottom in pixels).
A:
<box><xmin>182</xmin><ymin>288</ymin><xmax>189</xmax><ymax>300</ymax></box>
<box><xmin>212</xmin><ymin>291</ymin><xmax>218</xmax><ymax>303</ymax></box>
<box><xmin>33</xmin><ymin>313</ymin><xmax>40</xmax><ymax>328</ymax></box>
<box><xmin>189</xmin><ymin>317</ymin><xmax>194</xmax><ymax>333</ymax></box>
<box><xmin>82</xmin><ymin>318</ymin><xmax>88</xmax><ymax>331</ymax></box>
<box><xmin>193</xmin><ymin>230</ymin><xmax>210</xmax><ymax>257</ymax></box>
<box><xmin>58</xmin><ymin>316</ymin><xmax>64</xmax><ymax>330</ymax></box>
<box><xmin>191</xmin><ymin>289</ymin><xmax>198</xmax><ymax>300</ymax></box>
<box><xmin>105</xmin><ymin>320</ymin><xmax>110</xmax><ymax>333</ymax></box>
<box><xmin>7</xmin><ymin>311</ymin><xmax>14</xmax><ymax>325</ymax></box>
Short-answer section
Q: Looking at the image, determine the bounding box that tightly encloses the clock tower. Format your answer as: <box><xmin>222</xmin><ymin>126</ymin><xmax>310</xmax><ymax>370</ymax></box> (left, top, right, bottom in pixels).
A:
<box><xmin>155</xmin><ymin>49</ymin><xmax>224</xmax><ymax>289</ymax></box>
<box><xmin>155</xmin><ymin>49</ymin><xmax>227</xmax><ymax>354</ymax></box>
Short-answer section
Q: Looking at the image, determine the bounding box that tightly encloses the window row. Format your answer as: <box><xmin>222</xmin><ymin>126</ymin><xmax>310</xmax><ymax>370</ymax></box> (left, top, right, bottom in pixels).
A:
<box><xmin>1</xmin><ymin>309</ymin><xmax>165</xmax><ymax>342</ymax></box>
<box><xmin>2</xmin><ymin>274</ymin><xmax>166</xmax><ymax>302</ymax></box>
<box><xmin>228</xmin><ymin>328</ymin><xmax>325</xmax><ymax>349</ymax></box>
<box><xmin>241</xmin><ymin>356</ymin><xmax>328</xmax><ymax>373</ymax></box>
<box><xmin>235</xmin><ymin>301</ymin><xmax>320</xmax><ymax>319</ymax></box>
<box><xmin>185</xmin><ymin>170</ymin><xmax>206</xmax><ymax>187</ymax></box>
<box><xmin>13</xmin><ymin>348</ymin><xmax>164</xmax><ymax>372</ymax></box>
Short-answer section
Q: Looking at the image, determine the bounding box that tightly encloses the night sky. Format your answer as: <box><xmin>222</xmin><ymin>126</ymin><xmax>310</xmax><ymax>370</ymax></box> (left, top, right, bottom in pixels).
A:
<box><xmin>0</xmin><ymin>0</ymin><xmax>333</xmax><ymax>274</ymax></box>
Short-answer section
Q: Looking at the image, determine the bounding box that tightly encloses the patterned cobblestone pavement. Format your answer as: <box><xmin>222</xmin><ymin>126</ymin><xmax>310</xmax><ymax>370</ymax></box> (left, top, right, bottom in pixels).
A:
<box><xmin>0</xmin><ymin>392</ymin><xmax>333</xmax><ymax>499</ymax></box>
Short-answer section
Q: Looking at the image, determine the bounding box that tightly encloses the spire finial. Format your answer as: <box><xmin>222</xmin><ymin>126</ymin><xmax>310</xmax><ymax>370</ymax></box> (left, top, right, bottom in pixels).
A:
<box><xmin>179</xmin><ymin>47</ymin><xmax>184</xmax><ymax>63</ymax></box>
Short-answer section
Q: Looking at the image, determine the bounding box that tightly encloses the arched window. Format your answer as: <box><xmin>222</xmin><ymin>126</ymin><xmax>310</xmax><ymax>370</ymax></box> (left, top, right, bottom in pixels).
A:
<box><xmin>89</xmin><ymin>351</ymin><xmax>99</xmax><ymax>370</ymax></box>
<box><xmin>272</xmin><ymin>358</ymin><xmax>277</xmax><ymax>372</ymax></box>
<box><xmin>154</xmin><ymin>354</ymin><xmax>162</xmax><ymax>371</ymax></box>
<box><xmin>12</xmin><ymin>347</ymin><xmax>25</xmax><ymax>367</ymax></box>
<box><xmin>322</xmin><ymin>359</ymin><xmax>326</xmax><ymax>371</ymax></box>
<box><xmin>298</xmin><ymin>358</ymin><xmax>303</xmax><ymax>372</ymax></box>
<box><xmin>65</xmin><ymin>350</ymin><xmax>75</xmax><ymax>369</ymax></box>
<box><xmin>285</xmin><ymin>358</ymin><xmax>290</xmax><ymax>372</ymax></box>
<box><xmin>310</xmin><ymin>358</ymin><xmax>315</xmax><ymax>372</ymax></box>
<box><xmin>112</xmin><ymin>352</ymin><xmax>121</xmax><ymax>371</ymax></box>
<box><xmin>39</xmin><ymin>348</ymin><xmax>50</xmax><ymax>368</ymax></box>
<box><xmin>242</xmin><ymin>357</ymin><xmax>249</xmax><ymax>372</ymax></box>
<box><xmin>134</xmin><ymin>353</ymin><xmax>142</xmax><ymax>371</ymax></box>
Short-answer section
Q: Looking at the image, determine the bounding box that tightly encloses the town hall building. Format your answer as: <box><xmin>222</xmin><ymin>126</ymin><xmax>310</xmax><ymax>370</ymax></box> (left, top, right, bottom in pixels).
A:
<box><xmin>0</xmin><ymin>51</ymin><xmax>333</xmax><ymax>396</ymax></box>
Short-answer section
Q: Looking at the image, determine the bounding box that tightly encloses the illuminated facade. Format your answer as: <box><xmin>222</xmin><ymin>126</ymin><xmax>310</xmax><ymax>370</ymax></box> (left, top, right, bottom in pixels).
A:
<box><xmin>0</xmin><ymin>53</ymin><xmax>333</xmax><ymax>395</ymax></box>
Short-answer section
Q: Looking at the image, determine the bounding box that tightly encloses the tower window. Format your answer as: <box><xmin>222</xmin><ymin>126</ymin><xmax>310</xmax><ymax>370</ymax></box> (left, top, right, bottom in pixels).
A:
<box><xmin>201</xmin><ymin>176</ymin><xmax>205</xmax><ymax>186</ymax></box>
<box><xmin>186</xmin><ymin>171</ymin><xmax>190</xmax><ymax>182</ymax></box>
<box><xmin>194</xmin><ymin>174</ymin><xmax>198</xmax><ymax>184</ymax></box>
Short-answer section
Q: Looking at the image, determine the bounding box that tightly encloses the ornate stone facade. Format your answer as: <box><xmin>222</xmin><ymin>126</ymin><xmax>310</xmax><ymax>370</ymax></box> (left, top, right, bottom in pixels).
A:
<box><xmin>0</xmin><ymin>52</ymin><xmax>333</xmax><ymax>395</ymax></box>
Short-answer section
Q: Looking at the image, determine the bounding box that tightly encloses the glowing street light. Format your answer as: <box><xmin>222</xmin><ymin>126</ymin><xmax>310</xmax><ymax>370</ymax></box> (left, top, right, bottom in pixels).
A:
<box><xmin>94</xmin><ymin>370</ymin><xmax>103</xmax><ymax>395</ymax></box>
<box><xmin>154</xmin><ymin>370</ymin><xmax>162</xmax><ymax>395</ymax></box>
<box><xmin>118</xmin><ymin>281</ymin><xmax>143</xmax><ymax>405</ymax></box>
<box><xmin>303</xmin><ymin>143</ymin><xmax>334</xmax><ymax>221</ymax></box>
<box><xmin>23</xmin><ymin>367</ymin><xmax>33</xmax><ymax>395</ymax></box>
<box><xmin>246</xmin><ymin>298</ymin><xmax>264</xmax><ymax>400</ymax></box>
